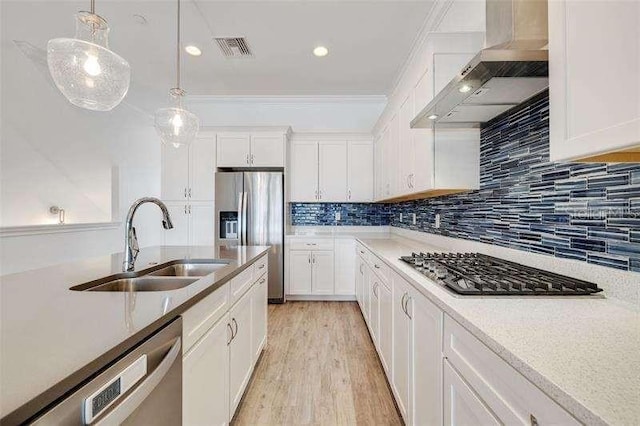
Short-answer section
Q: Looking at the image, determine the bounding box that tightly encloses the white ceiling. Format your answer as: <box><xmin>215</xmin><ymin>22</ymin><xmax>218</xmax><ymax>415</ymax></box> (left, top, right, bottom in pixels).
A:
<box><xmin>2</xmin><ymin>0</ymin><xmax>436</xmax><ymax>103</ymax></box>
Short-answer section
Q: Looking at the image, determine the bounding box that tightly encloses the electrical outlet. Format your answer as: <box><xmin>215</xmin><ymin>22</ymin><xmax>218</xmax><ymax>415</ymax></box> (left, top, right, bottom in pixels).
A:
<box><xmin>335</xmin><ymin>211</ymin><xmax>341</xmax><ymax>221</ymax></box>
<box><xmin>412</xmin><ymin>213</ymin><xmax>416</xmax><ymax>225</ymax></box>
<box><xmin>399</xmin><ymin>213</ymin><xmax>403</xmax><ymax>222</ymax></box>
<box><xmin>435</xmin><ymin>213</ymin><xmax>441</xmax><ymax>229</ymax></box>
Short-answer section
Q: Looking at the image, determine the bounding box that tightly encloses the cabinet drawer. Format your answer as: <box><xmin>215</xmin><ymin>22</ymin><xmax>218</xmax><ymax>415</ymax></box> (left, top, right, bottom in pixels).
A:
<box><xmin>444</xmin><ymin>316</ymin><xmax>579</xmax><ymax>425</ymax></box>
<box><xmin>289</xmin><ymin>239</ymin><xmax>334</xmax><ymax>251</ymax></box>
<box><xmin>182</xmin><ymin>283</ymin><xmax>229</xmax><ymax>353</ymax></box>
<box><xmin>252</xmin><ymin>254</ymin><xmax>268</xmax><ymax>277</ymax></box>
<box><xmin>370</xmin><ymin>254</ymin><xmax>390</xmax><ymax>284</ymax></box>
<box><xmin>355</xmin><ymin>243</ymin><xmax>369</xmax><ymax>263</ymax></box>
<box><xmin>230</xmin><ymin>266</ymin><xmax>254</xmax><ymax>304</ymax></box>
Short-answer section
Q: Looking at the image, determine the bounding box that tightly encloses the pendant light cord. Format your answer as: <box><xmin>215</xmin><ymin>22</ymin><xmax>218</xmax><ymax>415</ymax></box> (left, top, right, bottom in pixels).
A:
<box><xmin>176</xmin><ymin>0</ymin><xmax>181</xmax><ymax>90</ymax></box>
<box><xmin>90</xmin><ymin>0</ymin><xmax>95</xmax><ymax>14</ymax></box>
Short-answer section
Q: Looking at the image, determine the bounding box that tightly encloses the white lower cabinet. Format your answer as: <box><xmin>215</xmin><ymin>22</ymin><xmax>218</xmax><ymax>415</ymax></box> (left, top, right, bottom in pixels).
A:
<box><xmin>183</xmin><ymin>315</ymin><xmax>230</xmax><ymax>426</ymax></box>
<box><xmin>334</xmin><ymin>238</ymin><xmax>356</xmax><ymax>295</ymax></box>
<box><xmin>251</xmin><ymin>273</ymin><xmax>268</xmax><ymax>363</ymax></box>
<box><xmin>288</xmin><ymin>249</ymin><xmax>335</xmax><ymax>295</ymax></box>
<box><xmin>369</xmin><ymin>273</ymin><xmax>380</xmax><ymax>345</ymax></box>
<box><xmin>311</xmin><ymin>251</ymin><xmax>335</xmax><ymax>295</ymax></box>
<box><xmin>377</xmin><ymin>282</ymin><xmax>392</xmax><ymax>375</ymax></box>
<box><xmin>229</xmin><ymin>290</ymin><xmax>253</xmax><ymax>416</ymax></box>
<box><xmin>182</xmin><ymin>255</ymin><xmax>268</xmax><ymax>425</ymax></box>
<box><xmin>444</xmin><ymin>360</ymin><xmax>500</xmax><ymax>426</ymax></box>
<box><xmin>391</xmin><ymin>275</ymin><xmax>412</xmax><ymax>421</ymax></box>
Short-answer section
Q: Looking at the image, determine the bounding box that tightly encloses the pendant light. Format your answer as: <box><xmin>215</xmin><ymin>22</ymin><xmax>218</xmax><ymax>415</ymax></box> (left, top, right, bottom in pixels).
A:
<box><xmin>47</xmin><ymin>0</ymin><xmax>130</xmax><ymax>111</ymax></box>
<box><xmin>154</xmin><ymin>0</ymin><xmax>199</xmax><ymax>148</ymax></box>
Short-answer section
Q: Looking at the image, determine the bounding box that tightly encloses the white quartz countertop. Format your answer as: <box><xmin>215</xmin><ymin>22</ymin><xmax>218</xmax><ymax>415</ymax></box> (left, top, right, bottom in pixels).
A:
<box><xmin>357</xmin><ymin>236</ymin><xmax>640</xmax><ymax>426</ymax></box>
<box><xmin>0</xmin><ymin>245</ymin><xmax>269</xmax><ymax>424</ymax></box>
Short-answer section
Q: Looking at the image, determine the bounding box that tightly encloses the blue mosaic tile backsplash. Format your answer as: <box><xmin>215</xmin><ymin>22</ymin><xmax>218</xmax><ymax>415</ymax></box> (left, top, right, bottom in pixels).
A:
<box><xmin>290</xmin><ymin>91</ymin><xmax>640</xmax><ymax>272</ymax></box>
<box><xmin>290</xmin><ymin>203</ymin><xmax>389</xmax><ymax>226</ymax></box>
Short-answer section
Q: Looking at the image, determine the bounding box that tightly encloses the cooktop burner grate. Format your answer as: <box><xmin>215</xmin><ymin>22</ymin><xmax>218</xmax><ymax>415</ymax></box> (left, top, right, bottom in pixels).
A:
<box><xmin>399</xmin><ymin>252</ymin><xmax>603</xmax><ymax>296</ymax></box>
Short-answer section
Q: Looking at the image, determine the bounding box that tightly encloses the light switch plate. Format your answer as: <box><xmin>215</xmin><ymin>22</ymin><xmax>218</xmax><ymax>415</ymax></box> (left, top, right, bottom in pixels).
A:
<box><xmin>399</xmin><ymin>213</ymin><xmax>403</xmax><ymax>222</ymax></box>
<box><xmin>412</xmin><ymin>213</ymin><xmax>416</xmax><ymax>225</ymax></box>
<box><xmin>435</xmin><ymin>213</ymin><xmax>441</xmax><ymax>229</ymax></box>
<box><xmin>335</xmin><ymin>212</ymin><xmax>341</xmax><ymax>221</ymax></box>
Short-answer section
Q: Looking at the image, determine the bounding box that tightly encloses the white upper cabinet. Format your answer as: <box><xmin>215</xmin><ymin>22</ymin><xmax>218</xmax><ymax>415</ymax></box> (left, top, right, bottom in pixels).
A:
<box><xmin>399</xmin><ymin>94</ymin><xmax>415</xmax><ymax>195</ymax></box>
<box><xmin>347</xmin><ymin>142</ymin><xmax>373</xmax><ymax>202</ymax></box>
<box><xmin>289</xmin><ymin>137</ymin><xmax>373</xmax><ymax>203</ymax></box>
<box><xmin>217</xmin><ymin>131</ymin><xmax>287</xmax><ymax>167</ymax></box>
<box><xmin>217</xmin><ymin>133</ymin><xmax>251</xmax><ymax>167</ymax></box>
<box><xmin>549</xmin><ymin>0</ymin><xmax>640</xmax><ymax>161</ymax></box>
<box><xmin>318</xmin><ymin>142</ymin><xmax>348</xmax><ymax>202</ymax></box>
<box><xmin>250</xmin><ymin>134</ymin><xmax>285</xmax><ymax>167</ymax></box>
<box><xmin>162</xmin><ymin>135</ymin><xmax>215</xmax><ymax>201</ymax></box>
<box><xmin>290</xmin><ymin>142</ymin><xmax>319</xmax><ymax>202</ymax></box>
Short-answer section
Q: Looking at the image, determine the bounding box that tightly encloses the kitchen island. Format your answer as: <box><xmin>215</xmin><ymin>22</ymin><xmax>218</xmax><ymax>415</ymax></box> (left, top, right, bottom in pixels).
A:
<box><xmin>0</xmin><ymin>245</ymin><xmax>269</xmax><ymax>424</ymax></box>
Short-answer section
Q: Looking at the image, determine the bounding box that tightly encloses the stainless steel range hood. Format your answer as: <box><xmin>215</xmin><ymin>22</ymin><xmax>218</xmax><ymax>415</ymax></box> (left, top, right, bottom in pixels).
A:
<box><xmin>411</xmin><ymin>0</ymin><xmax>549</xmax><ymax>129</ymax></box>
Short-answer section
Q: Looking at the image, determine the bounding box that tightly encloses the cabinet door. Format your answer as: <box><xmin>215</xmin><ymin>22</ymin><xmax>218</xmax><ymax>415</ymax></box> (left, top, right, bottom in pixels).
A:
<box><xmin>217</xmin><ymin>133</ymin><xmax>251</xmax><ymax>167</ymax></box>
<box><xmin>189</xmin><ymin>136</ymin><xmax>215</xmax><ymax>201</ymax></box>
<box><xmin>164</xmin><ymin>203</ymin><xmax>190</xmax><ymax>246</ymax></box>
<box><xmin>183</xmin><ymin>315</ymin><xmax>230</xmax><ymax>426</ymax></box>
<box><xmin>362</xmin><ymin>265</ymin><xmax>370</xmax><ymax>323</ymax></box>
<box><xmin>289</xmin><ymin>251</ymin><xmax>312</xmax><ymax>294</ymax></box>
<box><xmin>290</xmin><ymin>142</ymin><xmax>318</xmax><ymax>202</ymax></box>
<box><xmin>318</xmin><ymin>142</ymin><xmax>348</xmax><ymax>202</ymax></box>
<box><xmin>444</xmin><ymin>360</ymin><xmax>500</xmax><ymax>426</ymax></box>
<box><xmin>398</xmin><ymin>95</ymin><xmax>414</xmax><ymax>194</ymax></box>
<box><xmin>369</xmin><ymin>278</ymin><xmax>381</xmax><ymax>346</ymax></box>
<box><xmin>162</xmin><ymin>144</ymin><xmax>189</xmax><ymax>201</ymax></box>
<box><xmin>384</xmin><ymin>117</ymin><xmax>399</xmax><ymax>198</ymax></box>
<box><xmin>189</xmin><ymin>203</ymin><xmax>215</xmax><ymax>246</ymax></box>
<box><xmin>311</xmin><ymin>251</ymin><xmax>334</xmax><ymax>295</ymax></box>
<box><xmin>392</xmin><ymin>276</ymin><xmax>410</xmax><ymax>421</ymax></box>
<box><xmin>250</xmin><ymin>135</ymin><xmax>284</xmax><ymax>167</ymax></box>
<box><xmin>355</xmin><ymin>256</ymin><xmax>364</xmax><ymax>308</ymax></box>
<box><xmin>374</xmin><ymin>135</ymin><xmax>385</xmax><ymax>201</ymax></box>
<box><xmin>334</xmin><ymin>238</ymin><xmax>356</xmax><ymax>295</ymax></box>
<box><xmin>411</xmin><ymin>291</ymin><xmax>443</xmax><ymax>426</ymax></box>
<box><xmin>549</xmin><ymin>0</ymin><xmax>640</xmax><ymax>161</ymax></box>
<box><xmin>251</xmin><ymin>274</ymin><xmax>268</xmax><ymax>362</ymax></box>
<box><xmin>378</xmin><ymin>283</ymin><xmax>392</xmax><ymax>375</ymax></box>
<box><xmin>229</xmin><ymin>291</ymin><xmax>254</xmax><ymax>417</ymax></box>
<box><xmin>347</xmin><ymin>141</ymin><xmax>373</xmax><ymax>202</ymax></box>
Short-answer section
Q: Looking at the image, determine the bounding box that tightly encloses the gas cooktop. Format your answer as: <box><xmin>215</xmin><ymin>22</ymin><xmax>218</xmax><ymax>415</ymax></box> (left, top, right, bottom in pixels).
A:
<box><xmin>399</xmin><ymin>252</ymin><xmax>604</xmax><ymax>296</ymax></box>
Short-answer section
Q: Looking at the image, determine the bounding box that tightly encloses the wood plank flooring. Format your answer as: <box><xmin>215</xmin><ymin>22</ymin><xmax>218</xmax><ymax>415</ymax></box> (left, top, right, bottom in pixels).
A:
<box><xmin>232</xmin><ymin>301</ymin><xmax>403</xmax><ymax>426</ymax></box>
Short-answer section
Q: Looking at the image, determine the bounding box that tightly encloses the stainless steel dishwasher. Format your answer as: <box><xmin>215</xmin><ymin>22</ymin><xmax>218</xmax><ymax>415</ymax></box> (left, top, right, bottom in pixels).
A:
<box><xmin>30</xmin><ymin>318</ymin><xmax>182</xmax><ymax>425</ymax></box>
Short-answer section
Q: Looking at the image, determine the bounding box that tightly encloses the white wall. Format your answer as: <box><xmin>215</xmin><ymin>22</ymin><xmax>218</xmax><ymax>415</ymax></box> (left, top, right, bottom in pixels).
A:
<box><xmin>0</xmin><ymin>17</ymin><xmax>163</xmax><ymax>274</ymax></box>
<box><xmin>187</xmin><ymin>96</ymin><xmax>386</xmax><ymax>132</ymax></box>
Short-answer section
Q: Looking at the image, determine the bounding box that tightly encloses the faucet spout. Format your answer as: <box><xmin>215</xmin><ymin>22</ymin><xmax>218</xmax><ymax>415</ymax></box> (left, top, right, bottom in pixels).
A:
<box><xmin>123</xmin><ymin>197</ymin><xmax>174</xmax><ymax>272</ymax></box>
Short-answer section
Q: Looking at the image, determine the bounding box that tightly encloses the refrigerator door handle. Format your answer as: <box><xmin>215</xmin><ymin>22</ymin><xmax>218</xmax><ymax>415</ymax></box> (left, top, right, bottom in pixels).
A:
<box><xmin>237</xmin><ymin>192</ymin><xmax>243</xmax><ymax>245</ymax></box>
<box><xmin>241</xmin><ymin>191</ymin><xmax>248</xmax><ymax>245</ymax></box>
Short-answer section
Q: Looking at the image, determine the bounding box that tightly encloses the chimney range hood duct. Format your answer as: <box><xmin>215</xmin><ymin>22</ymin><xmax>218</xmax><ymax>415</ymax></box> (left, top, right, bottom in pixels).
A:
<box><xmin>411</xmin><ymin>0</ymin><xmax>549</xmax><ymax>129</ymax></box>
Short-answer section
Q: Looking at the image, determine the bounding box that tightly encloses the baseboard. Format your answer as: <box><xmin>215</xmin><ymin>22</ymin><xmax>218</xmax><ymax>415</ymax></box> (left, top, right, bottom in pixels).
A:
<box><xmin>285</xmin><ymin>294</ymin><xmax>356</xmax><ymax>302</ymax></box>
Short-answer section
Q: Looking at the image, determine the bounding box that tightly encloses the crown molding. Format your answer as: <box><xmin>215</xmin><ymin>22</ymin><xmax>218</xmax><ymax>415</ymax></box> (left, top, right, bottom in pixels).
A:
<box><xmin>186</xmin><ymin>95</ymin><xmax>387</xmax><ymax>105</ymax></box>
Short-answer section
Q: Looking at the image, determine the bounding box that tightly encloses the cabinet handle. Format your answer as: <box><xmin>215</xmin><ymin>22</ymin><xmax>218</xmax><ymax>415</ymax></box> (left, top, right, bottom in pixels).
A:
<box><xmin>188</xmin><ymin>205</ymin><xmax>191</xmax><ymax>214</ymax></box>
<box><xmin>348</xmin><ymin>189</ymin><xmax>351</xmax><ymax>200</ymax></box>
<box><xmin>251</xmin><ymin>154</ymin><xmax>255</xmax><ymax>164</ymax></box>
<box><xmin>184</xmin><ymin>188</ymin><xmax>187</xmax><ymax>198</ymax></box>
<box><xmin>405</xmin><ymin>295</ymin><xmax>412</xmax><ymax>319</ymax></box>
<box><xmin>260</xmin><ymin>278</ymin><xmax>266</xmax><ymax>284</ymax></box>
<box><xmin>530</xmin><ymin>415</ymin><xmax>538</xmax><ymax>426</ymax></box>
<box><xmin>374</xmin><ymin>264</ymin><xmax>381</xmax><ymax>269</ymax></box>
<box><xmin>246</xmin><ymin>154</ymin><xmax>250</xmax><ymax>164</ymax></box>
<box><xmin>360</xmin><ymin>250</ymin><xmax>365</xmax><ymax>254</ymax></box>
<box><xmin>401</xmin><ymin>293</ymin><xmax>407</xmax><ymax>315</ymax></box>
<box><xmin>232</xmin><ymin>318</ymin><xmax>238</xmax><ymax>337</ymax></box>
<box><xmin>184</xmin><ymin>205</ymin><xmax>187</xmax><ymax>214</ymax></box>
<box><xmin>188</xmin><ymin>188</ymin><xmax>192</xmax><ymax>198</ymax></box>
<box><xmin>359</xmin><ymin>264</ymin><xmax>363</xmax><ymax>274</ymax></box>
<box><xmin>373</xmin><ymin>283</ymin><xmax>378</xmax><ymax>298</ymax></box>
<box><xmin>312</xmin><ymin>254</ymin><xmax>316</xmax><ymax>264</ymax></box>
<box><xmin>306</xmin><ymin>243</ymin><xmax>317</xmax><ymax>246</ymax></box>
<box><xmin>258</xmin><ymin>264</ymin><xmax>265</xmax><ymax>269</ymax></box>
<box><xmin>314</xmin><ymin>190</ymin><xmax>318</xmax><ymax>200</ymax></box>
<box><xmin>308</xmin><ymin>254</ymin><xmax>311</xmax><ymax>264</ymax></box>
<box><xmin>318</xmin><ymin>190</ymin><xmax>322</xmax><ymax>200</ymax></box>
<box><xmin>227</xmin><ymin>323</ymin><xmax>234</xmax><ymax>345</ymax></box>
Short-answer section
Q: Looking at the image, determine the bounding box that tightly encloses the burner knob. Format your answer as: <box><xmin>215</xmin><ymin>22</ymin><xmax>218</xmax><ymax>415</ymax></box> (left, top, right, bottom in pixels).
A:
<box><xmin>435</xmin><ymin>266</ymin><xmax>448</xmax><ymax>279</ymax></box>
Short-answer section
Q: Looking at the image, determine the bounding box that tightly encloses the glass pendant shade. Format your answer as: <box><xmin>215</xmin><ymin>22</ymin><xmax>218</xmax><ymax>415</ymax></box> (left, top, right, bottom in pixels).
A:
<box><xmin>155</xmin><ymin>91</ymin><xmax>199</xmax><ymax>148</ymax></box>
<box><xmin>47</xmin><ymin>12</ymin><xmax>130</xmax><ymax>111</ymax></box>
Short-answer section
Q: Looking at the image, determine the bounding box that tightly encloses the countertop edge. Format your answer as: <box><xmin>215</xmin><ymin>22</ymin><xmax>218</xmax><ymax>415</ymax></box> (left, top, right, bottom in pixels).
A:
<box><xmin>1</xmin><ymin>247</ymin><xmax>270</xmax><ymax>425</ymax></box>
<box><xmin>355</xmin><ymin>236</ymin><xmax>609</xmax><ymax>426</ymax></box>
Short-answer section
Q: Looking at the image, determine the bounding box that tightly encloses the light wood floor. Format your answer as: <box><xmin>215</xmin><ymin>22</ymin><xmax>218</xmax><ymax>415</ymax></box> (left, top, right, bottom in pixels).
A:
<box><xmin>232</xmin><ymin>301</ymin><xmax>403</xmax><ymax>426</ymax></box>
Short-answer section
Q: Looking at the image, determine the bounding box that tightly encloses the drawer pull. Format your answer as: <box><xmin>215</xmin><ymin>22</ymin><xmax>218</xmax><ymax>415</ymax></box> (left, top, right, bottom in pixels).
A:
<box><xmin>374</xmin><ymin>264</ymin><xmax>381</xmax><ymax>269</ymax></box>
<box><xmin>530</xmin><ymin>415</ymin><xmax>538</xmax><ymax>426</ymax></box>
<box><xmin>258</xmin><ymin>264</ymin><xmax>265</xmax><ymax>269</ymax></box>
<box><xmin>260</xmin><ymin>278</ymin><xmax>266</xmax><ymax>284</ymax></box>
<box><xmin>360</xmin><ymin>250</ymin><xmax>365</xmax><ymax>254</ymax></box>
<box><xmin>306</xmin><ymin>243</ymin><xmax>317</xmax><ymax>246</ymax></box>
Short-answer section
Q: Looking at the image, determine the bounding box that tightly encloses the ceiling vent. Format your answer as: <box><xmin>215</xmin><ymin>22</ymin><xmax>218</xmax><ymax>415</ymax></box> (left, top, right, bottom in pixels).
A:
<box><xmin>214</xmin><ymin>37</ymin><xmax>253</xmax><ymax>58</ymax></box>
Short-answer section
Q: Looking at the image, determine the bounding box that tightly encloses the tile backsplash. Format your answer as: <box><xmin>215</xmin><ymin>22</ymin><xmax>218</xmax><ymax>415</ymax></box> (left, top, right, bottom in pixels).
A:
<box><xmin>290</xmin><ymin>91</ymin><xmax>640</xmax><ymax>272</ymax></box>
<box><xmin>290</xmin><ymin>203</ymin><xmax>389</xmax><ymax>226</ymax></box>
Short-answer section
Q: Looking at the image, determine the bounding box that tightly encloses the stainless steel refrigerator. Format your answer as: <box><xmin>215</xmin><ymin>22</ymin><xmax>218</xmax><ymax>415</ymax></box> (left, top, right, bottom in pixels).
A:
<box><xmin>215</xmin><ymin>172</ymin><xmax>284</xmax><ymax>303</ymax></box>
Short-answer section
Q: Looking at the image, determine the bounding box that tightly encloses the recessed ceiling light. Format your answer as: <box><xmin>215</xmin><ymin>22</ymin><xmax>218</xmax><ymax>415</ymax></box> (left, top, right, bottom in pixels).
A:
<box><xmin>428</xmin><ymin>114</ymin><xmax>438</xmax><ymax>120</ymax></box>
<box><xmin>459</xmin><ymin>84</ymin><xmax>472</xmax><ymax>93</ymax></box>
<box><xmin>313</xmin><ymin>46</ymin><xmax>329</xmax><ymax>57</ymax></box>
<box><xmin>185</xmin><ymin>45</ymin><xmax>202</xmax><ymax>56</ymax></box>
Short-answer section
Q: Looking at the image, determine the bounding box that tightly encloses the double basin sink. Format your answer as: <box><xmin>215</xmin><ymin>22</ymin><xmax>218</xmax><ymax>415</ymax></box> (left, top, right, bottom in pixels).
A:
<box><xmin>70</xmin><ymin>259</ymin><xmax>231</xmax><ymax>292</ymax></box>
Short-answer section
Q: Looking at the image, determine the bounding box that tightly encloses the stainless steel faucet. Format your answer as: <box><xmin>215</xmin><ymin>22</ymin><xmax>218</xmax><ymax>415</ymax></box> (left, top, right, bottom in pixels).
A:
<box><xmin>123</xmin><ymin>197</ymin><xmax>174</xmax><ymax>272</ymax></box>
